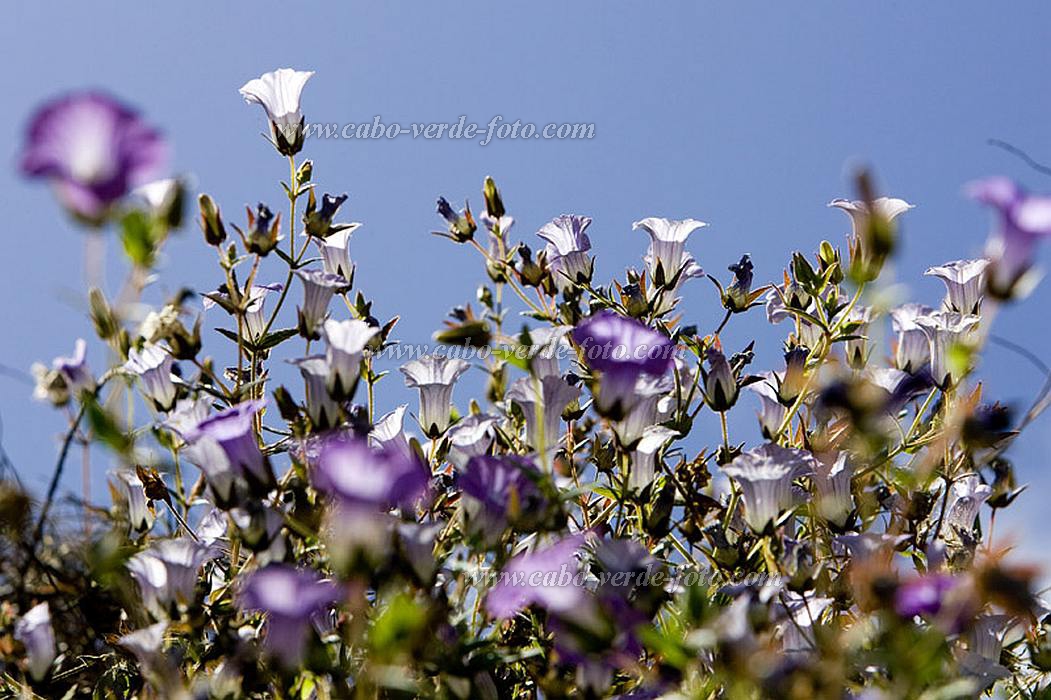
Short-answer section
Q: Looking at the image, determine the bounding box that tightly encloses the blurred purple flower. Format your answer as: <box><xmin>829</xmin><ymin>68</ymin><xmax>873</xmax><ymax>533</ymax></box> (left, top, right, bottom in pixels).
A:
<box><xmin>968</xmin><ymin>177</ymin><xmax>1051</xmax><ymax>298</ymax></box>
<box><xmin>486</xmin><ymin>535</ymin><xmax>587</xmax><ymax>619</ymax></box>
<box><xmin>895</xmin><ymin>573</ymin><xmax>957</xmax><ymax>618</ymax></box>
<box><xmin>314</xmin><ymin>434</ymin><xmax>429</xmax><ymax>511</ymax></box>
<box><xmin>21</xmin><ymin>92</ymin><xmax>167</xmax><ymax>221</ymax></box>
<box><xmin>459</xmin><ymin>454</ymin><xmax>545</xmax><ymax>535</ymax></box>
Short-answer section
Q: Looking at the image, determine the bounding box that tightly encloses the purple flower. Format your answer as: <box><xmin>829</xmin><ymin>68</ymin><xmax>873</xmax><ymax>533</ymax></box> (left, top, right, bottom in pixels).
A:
<box><xmin>314</xmin><ymin>434</ymin><xmax>429</xmax><ymax>511</ymax></box>
<box><xmin>458</xmin><ymin>455</ymin><xmax>545</xmax><ymax>536</ymax></box>
<box><xmin>238</xmin><ymin>564</ymin><xmax>341</xmax><ymax>664</ymax></box>
<box><xmin>485</xmin><ymin>535</ymin><xmax>588</xmax><ymax>619</ymax></box>
<box><xmin>190</xmin><ymin>400</ymin><xmax>272</xmax><ymax>492</ymax></box>
<box><xmin>572</xmin><ymin>311</ymin><xmax>675</xmax><ymax>419</ymax></box>
<box><xmin>21</xmin><ymin>92</ymin><xmax>167</xmax><ymax>221</ymax></box>
<box><xmin>14</xmin><ymin>603</ymin><xmax>55</xmax><ymax>681</ymax></box>
<box><xmin>968</xmin><ymin>177</ymin><xmax>1051</xmax><ymax>298</ymax></box>
<box><xmin>895</xmin><ymin>573</ymin><xmax>957</xmax><ymax>618</ymax></box>
<box><xmin>127</xmin><ymin>538</ymin><xmax>218</xmax><ymax>617</ymax></box>
<box><xmin>124</xmin><ymin>343</ymin><xmax>178</xmax><ymax>411</ymax></box>
<box><xmin>537</xmin><ymin>215</ymin><xmax>593</xmax><ymax>292</ymax></box>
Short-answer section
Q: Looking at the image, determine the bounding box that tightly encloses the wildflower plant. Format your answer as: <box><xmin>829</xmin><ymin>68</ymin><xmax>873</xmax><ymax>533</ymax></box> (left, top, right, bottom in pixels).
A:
<box><xmin>4</xmin><ymin>68</ymin><xmax>1051</xmax><ymax>700</ymax></box>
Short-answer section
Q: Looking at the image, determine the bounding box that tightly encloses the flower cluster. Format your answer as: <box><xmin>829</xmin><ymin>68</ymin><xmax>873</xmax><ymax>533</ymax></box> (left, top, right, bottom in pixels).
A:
<box><xmin>3</xmin><ymin>68</ymin><xmax>1051</xmax><ymax>699</ymax></box>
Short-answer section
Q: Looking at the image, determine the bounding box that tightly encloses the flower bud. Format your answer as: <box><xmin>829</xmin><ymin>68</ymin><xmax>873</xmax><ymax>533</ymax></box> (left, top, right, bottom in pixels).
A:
<box><xmin>483</xmin><ymin>176</ymin><xmax>505</xmax><ymax>219</ymax></box>
<box><xmin>198</xmin><ymin>194</ymin><xmax>226</xmax><ymax>246</ymax></box>
<box><xmin>703</xmin><ymin>346</ymin><xmax>738</xmax><ymax>412</ymax></box>
<box><xmin>243</xmin><ymin>203</ymin><xmax>281</xmax><ymax>256</ymax></box>
<box><xmin>436</xmin><ymin>197</ymin><xmax>476</xmax><ymax>243</ymax></box>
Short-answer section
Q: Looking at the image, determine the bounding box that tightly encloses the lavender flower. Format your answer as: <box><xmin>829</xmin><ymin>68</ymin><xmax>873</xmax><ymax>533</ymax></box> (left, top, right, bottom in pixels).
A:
<box><xmin>31</xmin><ymin>338</ymin><xmax>95</xmax><ymax>406</ymax></box>
<box><xmin>967</xmin><ymin>177</ymin><xmax>1051</xmax><ymax>298</ymax></box>
<box><xmin>369</xmin><ymin>404</ymin><xmax>412</xmax><ymax>457</ymax></box>
<box><xmin>572</xmin><ymin>311</ymin><xmax>674</xmax><ymax>419</ymax></box>
<box><xmin>925</xmin><ymin>259</ymin><xmax>989</xmax><ymax>315</ymax></box>
<box><xmin>127</xmin><ymin>538</ymin><xmax>217</xmax><ymax>617</ymax></box>
<box><xmin>613</xmin><ymin>373</ymin><xmax>674</xmax><ymax>448</ymax></box>
<box><xmin>314</xmin><ymin>434</ymin><xmax>429</xmax><ymax>511</ymax></box>
<box><xmin>238</xmin><ymin>564</ymin><xmax>341</xmax><ymax>664</ymax></box>
<box><xmin>119</xmin><ymin>470</ymin><xmax>155</xmax><ymax>534</ymax></box>
<box><xmin>400</xmin><ymin>355</ymin><xmax>471</xmax><ymax>437</ymax></box>
<box><xmin>914</xmin><ymin>311</ymin><xmax>980</xmax><ymax>389</ymax></box>
<box><xmin>117</xmin><ymin>621</ymin><xmax>169</xmax><ymax>678</ymax></box>
<box><xmin>485</xmin><ymin>535</ymin><xmax>587</xmax><ymax>619</ymax></box>
<box><xmin>315</xmin><ymin>225</ymin><xmax>359</xmax><ymax>281</ymax></box>
<box><xmin>446</xmin><ymin>413</ymin><xmax>500</xmax><ymax>469</ymax></box>
<box><xmin>747</xmin><ymin>373</ymin><xmax>787</xmax><ymax>439</ymax></box>
<box><xmin>322</xmin><ymin>318</ymin><xmax>378</xmax><ymax>400</ymax></box>
<box><xmin>889</xmin><ymin>303</ymin><xmax>934</xmax><ymax>374</ymax></box>
<box><xmin>14</xmin><ymin>603</ymin><xmax>55</xmax><ymax>681</ymax></box>
<box><xmin>20</xmin><ymin>92</ymin><xmax>166</xmax><ymax>221</ymax></box>
<box><xmin>537</xmin><ymin>215</ymin><xmax>594</xmax><ymax>292</ymax></box>
<box><xmin>894</xmin><ymin>573</ymin><xmax>957</xmax><ymax>618</ymax></box>
<box><xmin>124</xmin><ymin>343</ymin><xmax>178</xmax><ymax>411</ymax></box>
<box><xmin>526</xmin><ymin>325</ymin><xmax>571</xmax><ymax>379</ymax></box>
<box><xmin>243</xmin><ymin>283</ymin><xmax>283</xmax><ymax>341</ymax></box>
<box><xmin>812</xmin><ymin>451</ymin><xmax>854</xmax><ymax>528</ymax></box>
<box><xmin>190</xmin><ymin>400</ymin><xmax>273</xmax><ymax>492</ymax></box>
<box><xmin>633</xmin><ymin>217</ymin><xmax>708</xmax><ymax>287</ymax></box>
<box><xmin>239</xmin><ymin>68</ymin><xmax>314</xmax><ymax>156</ymax></box>
<box><xmin>506</xmin><ymin>375</ymin><xmax>581</xmax><ymax>455</ymax></box>
<box><xmin>295</xmin><ymin>269</ymin><xmax>345</xmax><ymax>339</ymax></box>
<box><xmin>943</xmin><ymin>474</ymin><xmax>992</xmax><ymax>538</ymax></box>
<box><xmin>289</xmin><ymin>355</ymin><xmax>339</xmax><ymax>430</ymax></box>
<box><xmin>630</xmin><ymin>425</ymin><xmax>679</xmax><ymax>492</ymax></box>
<box><xmin>459</xmin><ymin>454</ymin><xmax>545</xmax><ymax>536</ymax></box>
<box><xmin>721</xmin><ymin>443</ymin><xmax>816</xmax><ymax>533</ymax></box>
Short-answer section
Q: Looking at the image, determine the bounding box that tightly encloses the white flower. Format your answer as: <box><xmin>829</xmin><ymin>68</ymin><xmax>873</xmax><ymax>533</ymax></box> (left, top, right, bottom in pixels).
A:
<box><xmin>133</xmin><ymin>178</ymin><xmax>181</xmax><ymax>217</ymax></box>
<box><xmin>322</xmin><ymin>318</ymin><xmax>379</xmax><ymax>400</ymax></box>
<box><xmin>127</xmin><ymin>538</ymin><xmax>217</xmax><ymax>618</ymax></box>
<box><xmin>613</xmin><ymin>373</ymin><xmax>674</xmax><ymax>448</ymax></box>
<box><xmin>118</xmin><ymin>470</ymin><xmax>155</xmax><ymax>534</ymax></box>
<box><xmin>506</xmin><ymin>375</ymin><xmax>581</xmax><ymax>456</ymax></box>
<box><xmin>118</xmin><ymin>621</ymin><xmax>169</xmax><ymax>674</ymax></box>
<box><xmin>370</xmin><ymin>404</ymin><xmax>412</xmax><ymax>457</ymax></box>
<box><xmin>943</xmin><ymin>474</ymin><xmax>992</xmax><ymax>538</ymax></box>
<box><xmin>776</xmin><ymin>593</ymin><xmax>833</xmax><ymax>658</ymax></box>
<box><xmin>316</xmin><ymin>225</ymin><xmax>360</xmax><ymax>280</ymax></box>
<box><xmin>526</xmin><ymin>325</ymin><xmax>571</xmax><ymax>379</ymax></box>
<box><xmin>925</xmin><ymin>259</ymin><xmax>989</xmax><ymax>315</ymax></box>
<box><xmin>14</xmin><ymin>602</ymin><xmax>55</xmax><ymax>681</ymax></box>
<box><xmin>630</xmin><ymin>425</ymin><xmax>678</xmax><ymax>492</ymax></box>
<box><xmin>828</xmin><ymin>197</ymin><xmax>914</xmax><ymax>237</ymax></box>
<box><xmin>124</xmin><ymin>343</ymin><xmax>177</xmax><ymax>410</ymax></box>
<box><xmin>446</xmin><ymin>413</ymin><xmax>500</xmax><ymax>469</ymax></box>
<box><xmin>400</xmin><ymin>355</ymin><xmax>471</xmax><ymax>437</ymax></box>
<box><xmin>289</xmin><ymin>355</ymin><xmax>339</xmax><ymax>430</ymax></box>
<box><xmin>914</xmin><ymin>311</ymin><xmax>981</xmax><ymax>388</ymax></box>
<box><xmin>633</xmin><ymin>217</ymin><xmax>708</xmax><ymax>286</ymax></box>
<box><xmin>813</xmin><ymin>452</ymin><xmax>854</xmax><ymax>528</ymax></box>
<box><xmin>244</xmin><ymin>284</ymin><xmax>283</xmax><ymax>341</ymax></box>
<box><xmin>239</xmin><ymin>68</ymin><xmax>314</xmax><ymax>154</ymax></box>
<box><xmin>746</xmin><ymin>372</ymin><xmax>787</xmax><ymax>439</ymax></box>
<box><xmin>295</xmin><ymin>269</ymin><xmax>345</xmax><ymax>338</ymax></box>
<box><xmin>889</xmin><ymin>303</ymin><xmax>934</xmax><ymax>374</ymax></box>
<box><xmin>536</xmin><ymin>215</ymin><xmax>593</xmax><ymax>292</ymax></box>
<box><xmin>721</xmin><ymin>443</ymin><xmax>816</xmax><ymax>533</ymax></box>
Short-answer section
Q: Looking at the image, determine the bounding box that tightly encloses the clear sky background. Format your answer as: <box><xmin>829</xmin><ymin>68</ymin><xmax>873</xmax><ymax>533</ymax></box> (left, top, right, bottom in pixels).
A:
<box><xmin>2</xmin><ymin>2</ymin><xmax>1051</xmax><ymax>564</ymax></box>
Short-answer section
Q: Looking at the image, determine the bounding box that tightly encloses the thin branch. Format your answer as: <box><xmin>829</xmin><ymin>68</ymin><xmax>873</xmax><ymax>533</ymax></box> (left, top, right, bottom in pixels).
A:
<box><xmin>987</xmin><ymin>138</ymin><xmax>1051</xmax><ymax>178</ymax></box>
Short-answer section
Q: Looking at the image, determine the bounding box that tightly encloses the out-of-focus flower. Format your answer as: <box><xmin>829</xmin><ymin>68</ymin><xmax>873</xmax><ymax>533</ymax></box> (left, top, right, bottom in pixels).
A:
<box><xmin>813</xmin><ymin>451</ymin><xmax>854</xmax><ymax>528</ymax></box>
<box><xmin>613</xmin><ymin>373</ymin><xmax>673</xmax><ymax>448</ymax></box>
<box><xmin>14</xmin><ymin>602</ymin><xmax>55</xmax><ymax>681</ymax></box>
<box><xmin>127</xmin><ymin>538</ymin><xmax>217</xmax><ymax>617</ymax></box>
<box><xmin>572</xmin><ymin>310</ymin><xmax>674</xmax><ymax>419</ymax></box>
<box><xmin>117</xmin><ymin>621</ymin><xmax>169</xmax><ymax>678</ymax></box>
<box><xmin>890</xmin><ymin>303</ymin><xmax>934</xmax><ymax>374</ymax></box>
<box><xmin>446</xmin><ymin>413</ymin><xmax>500</xmax><ymax>469</ymax></box>
<box><xmin>633</xmin><ymin>217</ymin><xmax>708</xmax><ymax>287</ymax></box>
<box><xmin>133</xmin><ymin>177</ymin><xmax>184</xmax><ymax>227</ymax></box>
<box><xmin>32</xmin><ymin>338</ymin><xmax>95</xmax><ymax>406</ymax></box>
<box><xmin>119</xmin><ymin>470</ymin><xmax>155</xmax><ymax>534</ymax></box>
<box><xmin>400</xmin><ymin>355</ymin><xmax>471</xmax><ymax>437</ymax></box>
<box><xmin>829</xmin><ymin>196</ymin><xmax>913</xmax><ymax>281</ymax></box>
<box><xmin>630</xmin><ymin>425</ymin><xmax>678</xmax><ymax>492</ymax></box>
<box><xmin>314</xmin><ymin>434</ymin><xmax>429</xmax><ymax>511</ymax></box>
<box><xmin>315</xmin><ymin>225</ymin><xmax>358</xmax><ymax>282</ymax></box>
<box><xmin>239</xmin><ymin>68</ymin><xmax>314</xmax><ymax>156</ymax></box>
<box><xmin>537</xmin><ymin>215</ymin><xmax>594</xmax><ymax>293</ymax></box>
<box><xmin>967</xmin><ymin>177</ymin><xmax>1051</xmax><ymax>299</ymax></box>
<box><xmin>486</xmin><ymin>535</ymin><xmax>587</xmax><ymax>619</ymax></box>
<box><xmin>526</xmin><ymin>325</ymin><xmax>571</xmax><ymax>379</ymax></box>
<box><xmin>322</xmin><ymin>319</ymin><xmax>378</xmax><ymax>401</ymax></box>
<box><xmin>747</xmin><ymin>373</ymin><xmax>787</xmax><ymax>439</ymax></box>
<box><xmin>20</xmin><ymin>92</ymin><xmax>167</xmax><ymax>221</ymax></box>
<box><xmin>894</xmin><ymin>573</ymin><xmax>957</xmax><ymax>618</ymax></box>
<box><xmin>721</xmin><ymin>443</ymin><xmax>816</xmax><ymax>533</ymax></box>
<box><xmin>238</xmin><ymin>564</ymin><xmax>341</xmax><ymax>664</ymax></box>
<box><xmin>190</xmin><ymin>400</ymin><xmax>272</xmax><ymax>492</ymax></box>
<box><xmin>506</xmin><ymin>375</ymin><xmax>580</xmax><ymax>455</ymax></box>
<box><xmin>295</xmin><ymin>269</ymin><xmax>345</xmax><ymax>339</ymax></box>
<box><xmin>459</xmin><ymin>454</ymin><xmax>546</xmax><ymax>536</ymax></box>
<box><xmin>925</xmin><ymin>259</ymin><xmax>989</xmax><ymax>315</ymax></box>
<box><xmin>124</xmin><ymin>343</ymin><xmax>178</xmax><ymax>411</ymax></box>
<box><xmin>914</xmin><ymin>311</ymin><xmax>981</xmax><ymax>389</ymax></box>
<box><xmin>289</xmin><ymin>355</ymin><xmax>339</xmax><ymax>430</ymax></box>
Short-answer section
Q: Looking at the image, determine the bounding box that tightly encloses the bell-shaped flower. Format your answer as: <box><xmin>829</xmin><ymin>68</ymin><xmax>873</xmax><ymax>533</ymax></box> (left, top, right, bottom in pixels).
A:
<box><xmin>943</xmin><ymin>474</ymin><xmax>992</xmax><ymax>538</ymax></box>
<box><xmin>925</xmin><ymin>259</ymin><xmax>989</xmax><ymax>315</ymax></box>
<box><xmin>630</xmin><ymin>425</ymin><xmax>679</xmax><ymax>492</ymax></box>
<box><xmin>163</xmin><ymin>396</ymin><xmax>212</xmax><ymax>444</ymax></box>
<box><xmin>237</xmin><ymin>564</ymin><xmax>341</xmax><ymax>665</ymax></box>
<box><xmin>117</xmin><ymin>621</ymin><xmax>169</xmax><ymax>679</ymax></box>
<box><xmin>314</xmin><ymin>434</ymin><xmax>429</xmax><ymax>512</ymax></box>
<box><xmin>812</xmin><ymin>452</ymin><xmax>854</xmax><ymax>528</ymax></box>
<box><xmin>506</xmin><ymin>375</ymin><xmax>581</xmax><ymax>456</ymax></box>
<box><xmin>613</xmin><ymin>373</ymin><xmax>674</xmax><ymax>448</ymax></box>
<box><xmin>189</xmin><ymin>399</ymin><xmax>272</xmax><ymax>492</ymax></box>
<box><xmin>239</xmin><ymin>68</ymin><xmax>314</xmax><ymax>156</ymax></box>
<box><xmin>127</xmin><ymin>537</ymin><xmax>217</xmax><ymax>617</ymax></box>
<box><xmin>840</xmin><ymin>305</ymin><xmax>874</xmax><ymax>370</ymax></box>
<box><xmin>967</xmin><ymin>177</ymin><xmax>1051</xmax><ymax>299</ymax></box>
<box><xmin>124</xmin><ymin>343</ymin><xmax>178</xmax><ymax>411</ymax></box>
<box><xmin>721</xmin><ymin>443</ymin><xmax>816</xmax><ymax>533</ymax></box>
<box><xmin>400</xmin><ymin>355</ymin><xmax>471</xmax><ymax>437</ymax></box>
<box><xmin>288</xmin><ymin>356</ymin><xmax>340</xmax><ymax>430</ymax></box>
<box><xmin>369</xmin><ymin>404</ymin><xmax>412</xmax><ymax>457</ymax></box>
<box><xmin>32</xmin><ymin>338</ymin><xmax>95</xmax><ymax>406</ymax></box>
<box><xmin>315</xmin><ymin>225</ymin><xmax>359</xmax><ymax>282</ymax></box>
<box><xmin>702</xmin><ymin>345</ymin><xmax>739</xmax><ymax>412</ymax></box>
<box><xmin>747</xmin><ymin>373</ymin><xmax>787</xmax><ymax>439</ymax></box>
<box><xmin>828</xmin><ymin>196</ymin><xmax>914</xmax><ymax>246</ymax></box>
<box><xmin>243</xmin><ymin>283</ymin><xmax>283</xmax><ymax>341</ymax></box>
<box><xmin>119</xmin><ymin>470</ymin><xmax>155</xmax><ymax>534</ymax></box>
<box><xmin>459</xmin><ymin>454</ymin><xmax>547</xmax><ymax>537</ymax></box>
<box><xmin>633</xmin><ymin>217</ymin><xmax>708</xmax><ymax>287</ymax></box>
<box><xmin>14</xmin><ymin>602</ymin><xmax>55</xmax><ymax>681</ymax></box>
<box><xmin>889</xmin><ymin>303</ymin><xmax>934</xmax><ymax>374</ymax></box>
<box><xmin>572</xmin><ymin>310</ymin><xmax>675</xmax><ymax>419</ymax></box>
<box><xmin>537</xmin><ymin>215</ymin><xmax>594</xmax><ymax>292</ymax></box>
<box><xmin>322</xmin><ymin>318</ymin><xmax>378</xmax><ymax>400</ymax></box>
<box><xmin>894</xmin><ymin>573</ymin><xmax>958</xmax><ymax>619</ymax></box>
<box><xmin>485</xmin><ymin>534</ymin><xmax>588</xmax><ymax>619</ymax></box>
<box><xmin>914</xmin><ymin>311</ymin><xmax>981</xmax><ymax>389</ymax></box>
<box><xmin>526</xmin><ymin>325</ymin><xmax>571</xmax><ymax>378</ymax></box>
<box><xmin>446</xmin><ymin>413</ymin><xmax>500</xmax><ymax>469</ymax></box>
<box><xmin>20</xmin><ymin>92</ymin><xmax>167</xmax><ymax>221</ymax></box>
<box><xmin>295</xmin><ymin>269</ymin><xmax>345</xmax><ymax>339</ymax></box>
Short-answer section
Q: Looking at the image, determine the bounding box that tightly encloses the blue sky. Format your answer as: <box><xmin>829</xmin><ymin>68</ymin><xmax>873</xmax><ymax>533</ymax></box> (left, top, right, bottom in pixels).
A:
<box><xmin>3</xmin><ymin>2</ymin><xmax>1051</xmax><ymax>563</ymax></box>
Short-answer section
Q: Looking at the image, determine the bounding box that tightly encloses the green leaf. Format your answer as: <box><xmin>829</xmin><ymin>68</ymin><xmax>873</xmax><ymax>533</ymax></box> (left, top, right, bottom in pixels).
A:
<box><xmin>255</xmin><ymin>327</ymin><xmax>298</xmax><ymax>351</ymax></box>
<box><xmin>120</xmin><ymin>210</ymin><xmax>156</xmax><ymax>267</ymax></box>
<box><xmin>85</xmin><ymin>395</ymin><xmax>133</xmax><ymax>454</ymax></box>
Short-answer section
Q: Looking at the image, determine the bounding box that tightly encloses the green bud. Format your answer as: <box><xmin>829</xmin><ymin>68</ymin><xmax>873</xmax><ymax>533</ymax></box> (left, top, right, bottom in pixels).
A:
<box><xmin>197</xmin><ymin>194</ymin><xmax>226</xmax><ymax>246</ymax></box>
